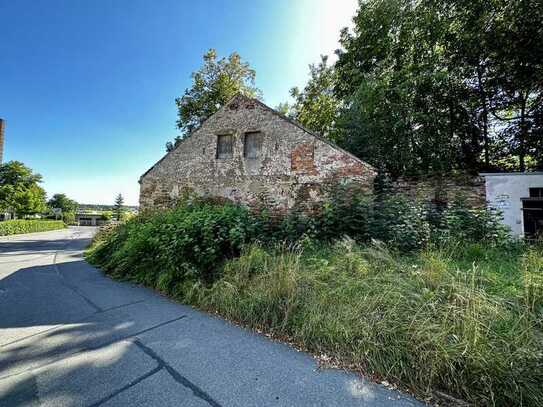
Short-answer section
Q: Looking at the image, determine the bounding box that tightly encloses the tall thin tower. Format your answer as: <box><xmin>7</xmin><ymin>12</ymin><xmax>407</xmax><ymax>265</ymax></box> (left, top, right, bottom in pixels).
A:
<box><xmin>0</xmin><ymin>119</ymin><xmax>4</xmax><ymax>164</ymax></box>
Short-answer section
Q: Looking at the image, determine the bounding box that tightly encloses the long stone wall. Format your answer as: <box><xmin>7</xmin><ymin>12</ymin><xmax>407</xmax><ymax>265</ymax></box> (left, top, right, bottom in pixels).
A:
<box><xmin>391</xmin><ymin>174</ymin><xmax>486</xmax><ymax>207</ymax></box>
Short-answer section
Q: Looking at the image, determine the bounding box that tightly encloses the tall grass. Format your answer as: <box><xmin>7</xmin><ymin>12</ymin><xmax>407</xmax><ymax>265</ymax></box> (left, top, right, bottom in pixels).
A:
<box><xmin>522</xmin><ymin>248</ymin><xmax>543</xmax><ymax>313</ymax></box>
<box><xmin>189</xmin><ymin>240</ymin><xmax>542</xmax><ymax>406</ymax></box>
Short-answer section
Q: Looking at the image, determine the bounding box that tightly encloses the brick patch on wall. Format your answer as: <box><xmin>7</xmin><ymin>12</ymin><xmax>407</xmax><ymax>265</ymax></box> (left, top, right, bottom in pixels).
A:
<box><xmin>291</xmin><ymin>143</ymin><xmax>318</xmax><ymax>175</ymax></box>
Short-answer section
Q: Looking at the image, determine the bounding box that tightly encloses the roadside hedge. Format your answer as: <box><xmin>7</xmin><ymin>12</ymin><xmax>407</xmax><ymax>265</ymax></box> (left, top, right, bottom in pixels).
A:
<box><xmin>0</xmin><ymin>219</ymin><xmax>66</xmax><ymax>236</ymax></box>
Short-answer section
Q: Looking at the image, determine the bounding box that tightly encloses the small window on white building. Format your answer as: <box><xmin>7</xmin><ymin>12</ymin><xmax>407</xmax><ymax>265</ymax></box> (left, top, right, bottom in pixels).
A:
<box><xmin>529</xmin><ymin>188</ymin><xmax>543</xmax><ymax>198</ymax></box>
<box><xmin>244</xmin><ymin>131</ymin><xmax>262</xmax><ymax>159</ymax></box>
<box><xmin>216</xmin><ymin>134</ymin><xmax>233</xmax><ymax>159</ymax></box>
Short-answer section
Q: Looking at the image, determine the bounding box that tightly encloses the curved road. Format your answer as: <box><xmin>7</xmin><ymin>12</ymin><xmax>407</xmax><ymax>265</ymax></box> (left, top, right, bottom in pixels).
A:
<box><xmin>0</xmin><ymin>227</ymin><xmax>422</xmax><ymax>406</ymax></box>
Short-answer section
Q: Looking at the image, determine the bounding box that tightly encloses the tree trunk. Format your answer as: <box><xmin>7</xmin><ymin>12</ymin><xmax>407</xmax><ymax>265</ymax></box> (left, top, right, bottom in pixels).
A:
<box><xmin>477</xmin><ymin>65</ymin><xmax>490</xmax><ymax>168</ymax></box>
<box><xmin>519</xmin><ymin>94</ymin><xmax>527</xmax><ymax>172</ymax></box>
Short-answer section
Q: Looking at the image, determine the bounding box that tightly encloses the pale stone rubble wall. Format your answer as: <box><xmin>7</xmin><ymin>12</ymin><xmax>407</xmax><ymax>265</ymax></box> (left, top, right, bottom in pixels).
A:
<box><xmin>391</xmin><ymin>175</ymin><xmax>486</xmax><ymax>207</ymax></box>
<box><xmin>139</xmin><ymin>96</ymin><xmax>376</xmax><ymax>211</ymax></box>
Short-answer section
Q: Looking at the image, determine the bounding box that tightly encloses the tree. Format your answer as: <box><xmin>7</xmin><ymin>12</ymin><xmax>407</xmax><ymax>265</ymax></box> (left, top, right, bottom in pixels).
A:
<box><xmin>333</xmin><ymin>0</ymin><xmax>543</xmax><ymax>176</ymax></box>
<box><xmin>485</xmin><ymin>0</ymin><xmax>543</xmax><ymax>171</ymax></box>
<box><xmin>335</xmin><ymin>0</ymin><xmax>465</xmax><ymax>176</ymax></box>
<box><xmin>101</xmin><ymin>211</ymin><xmax>113</xmax><ymax>221</ymax></box>
<box><xmin>0</xmin><ymin>161</ymin><xmax>47</xmax><ymax>217</ymax></box>
<box><xmin>48</xmin><ymin>193</ymin><xmax>78</xmax><ymax>214</ymax></box>
<box><xmin>113</xmin><ymin>193</ymin><xmax>124</xmax><ymax>221</ymax></box>
<box><xmin>62</xmin><ymin>211</ymin><xmax>75</xmax><ymax>225</ymax></box>
<box><xmin>275</xmin><ymin>102</ymin><xmax>293</xmax><ymax>117</ymax></box>
<box><xmin>288</xmin><ymin>55</ymin><xmax>342</xmax><ymax>142</ymax></box>
<box><xmin>167</xmin><ymin>49</ymin><xmax>262</xmax><ymax>151</ymax></box>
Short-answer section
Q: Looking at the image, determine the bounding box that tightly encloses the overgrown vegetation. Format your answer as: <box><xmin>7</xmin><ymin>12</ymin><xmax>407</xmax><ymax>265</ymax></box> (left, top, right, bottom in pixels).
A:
<box><xmin>194</xmin><ymin>241</ymin><xmax>542</xmax><ymax>407</ymax></box>
<box><xmin>47</xmin><ymin>193</ymin><xmax>78</xmax><ymax>224</ymax></box>
<box><xmin>88</xmin><ymin>201</ymin><xmax>257</xmax><ymax>285</ymax></box>
<box><xmin>0</xmin><ymin>219</ymin><xmax>66</xmax><ymax>236</ymax></box>
<box><xmin>86</xmin><ymin>195</ymin><xmax>542</xmax><ymax>406</ymax></box>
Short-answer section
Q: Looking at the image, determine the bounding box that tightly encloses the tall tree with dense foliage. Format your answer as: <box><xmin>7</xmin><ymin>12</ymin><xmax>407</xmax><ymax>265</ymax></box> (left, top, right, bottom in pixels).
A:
<box><xmin>288</xmin><ymin>56</ymin><xmax>342</xmax><ymax>141</ymax></box>
<box><xmin>0</xmin><ymin>161</ymin><xmax>47</xmax><ymax>217</ymax></box>
<box><xmin>486</xmin><ymin>0</ymin><xmax>543</xmax><ymax>171</ymax></box>
<box><xmin>167</xmin><ymin>49</ymin><xmax>262</xmax><ymax>151</ymax></box>
<box><xmin>331</xmin><ymin>0</ymin><xmax>543</xmax><ymax>176</ymax></box>
<box><xmin>48</xmin><ymin>193</ymin><xmax>78</xmax><ymax>214</ymax></box>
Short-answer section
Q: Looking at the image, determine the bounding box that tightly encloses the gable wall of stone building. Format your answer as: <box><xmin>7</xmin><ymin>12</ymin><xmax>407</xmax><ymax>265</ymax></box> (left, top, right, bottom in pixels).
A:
<box><xmin>139</xmin><ymin>97</ymin><xmax>376</xmax><ymax>211</ymax></box>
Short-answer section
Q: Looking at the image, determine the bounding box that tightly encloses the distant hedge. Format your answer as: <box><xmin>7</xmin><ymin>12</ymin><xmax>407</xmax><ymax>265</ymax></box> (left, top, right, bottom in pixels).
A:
<box><xmin>0</xmin><ymin>219</ymin><xmax>66</xmax><ymax>236</ymax></box>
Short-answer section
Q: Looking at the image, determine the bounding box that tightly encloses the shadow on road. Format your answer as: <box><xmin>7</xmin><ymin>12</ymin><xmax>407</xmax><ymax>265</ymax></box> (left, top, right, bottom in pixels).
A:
<box><xmin>0</xmin><ymin>239</ymin><xmax>75</xmax><ymax>254</ymax></box>
<box><xmin>0</xmin><ymin>259</ymin><xmax>190</xmax><ymax>406</ymax></box>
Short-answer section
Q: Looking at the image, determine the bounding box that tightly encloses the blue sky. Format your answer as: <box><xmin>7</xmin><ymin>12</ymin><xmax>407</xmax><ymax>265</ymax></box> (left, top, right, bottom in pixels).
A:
<box><xmin>0</xmin><ymin>0</ymin><xmax>357</xmax><ymax>205</ymax></box>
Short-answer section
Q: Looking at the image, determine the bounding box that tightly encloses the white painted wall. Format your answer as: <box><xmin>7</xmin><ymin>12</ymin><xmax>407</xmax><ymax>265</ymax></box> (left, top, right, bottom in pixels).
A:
<box><xmin>481</xmin><ymin>173</ymin><xmax>543</xmax><ymax>237</ymax></box>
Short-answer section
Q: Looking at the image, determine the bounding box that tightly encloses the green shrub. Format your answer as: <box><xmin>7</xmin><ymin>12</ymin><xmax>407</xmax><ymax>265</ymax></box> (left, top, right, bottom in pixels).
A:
<box><xmin>255</xmin><ymin>191</ymin><xmax>431</xmax><ymax>251</ymax></box>
<box><xmin>0</xmin><ymin>219</ymin><xmax>66</xmax><ymax>236</ymax></box>
<box><xmin>522</xmin><ymin>248</ymin><xmax>543</xmax><ymax>313</ymax></box>
<box><xmin>100</xmin><ymin>211</ymin><xmax>113</xmax><ymax>221</ymax></box>
<box><xmin>429</xmin><ymin>200</ymin><xmax>510</xmax><ymax>245</ymax></box>
<box><xmin>368</xmin><ymin>194</ymin><xmax>431</xmax><ymax>251</ymax></box>
<box><xmin>87</xmin><ymin>200</ymin><xmax>258</xmax><ymax>287</ymax></box>
<box><xmin>254</xmin><ymin>189</ymin><xmax>508</xmax><ymax>251</ymax></box>
<box><xmin>62</xmin><ymin>211</ymin><xmax>76</xmax><ymax>225</ymax></box>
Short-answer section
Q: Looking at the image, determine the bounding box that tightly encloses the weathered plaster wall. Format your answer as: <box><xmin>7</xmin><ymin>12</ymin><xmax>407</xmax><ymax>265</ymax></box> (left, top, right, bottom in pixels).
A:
<box><xmin>140</xmin><ymin>96</ymin><xmax>376</xmax><ymax>211</ymax></box>
<box><xmin>482</xmin><ymin>172</ymin><xmax>543</xmax><ymax>237</ymax></box>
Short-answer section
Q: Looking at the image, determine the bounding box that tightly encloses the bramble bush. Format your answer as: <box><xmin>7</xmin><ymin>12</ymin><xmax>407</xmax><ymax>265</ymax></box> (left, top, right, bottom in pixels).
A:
<box><xmin>428</xmin><ymin>200</ymin><xmax>510</xmax><ymax>245</ymax></box>
<box><xmin>254</xmin><ymin>187</ymin><xmax>508</xmax><ymax>252</ymax></box>
<box><xmin>0</xmin><ymin>219</ymin><xmax>66</xmax><ymax>236</ymax></box>
<box><xmin>87</xmin><ymin>200</ymin><xmax>258</xmax><ymax>288</ymax></box>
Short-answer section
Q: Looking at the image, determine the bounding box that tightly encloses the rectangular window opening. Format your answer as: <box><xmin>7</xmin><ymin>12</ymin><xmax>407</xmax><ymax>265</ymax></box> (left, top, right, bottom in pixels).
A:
<box><xmin>216</xmin><ymin>134</ymin><xmax>233</xmax><ymax>159</ymax></box>
<box><xmin>244</xmin><ymin>131</ymin><xmax>262</xmax><ymax>159</ymax></box>
<box><xmin>529</xmin><ymin>187</ymin><xmax>543</xmax><ymax>198</ymax></box>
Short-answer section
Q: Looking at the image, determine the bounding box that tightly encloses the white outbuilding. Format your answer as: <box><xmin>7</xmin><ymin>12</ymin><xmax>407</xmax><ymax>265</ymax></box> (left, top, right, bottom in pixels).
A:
<box><xmin>481</xmin><ymin>172</ymin><xmax>543</xmax><ymax>238</ymax></box>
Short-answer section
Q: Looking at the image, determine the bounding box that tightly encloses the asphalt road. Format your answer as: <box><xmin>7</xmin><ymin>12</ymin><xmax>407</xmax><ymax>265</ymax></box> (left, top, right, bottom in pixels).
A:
<box><xmin>0</xmin><ymin>227</ymin><xmax>423</xmax><ymax>407</ymax></box>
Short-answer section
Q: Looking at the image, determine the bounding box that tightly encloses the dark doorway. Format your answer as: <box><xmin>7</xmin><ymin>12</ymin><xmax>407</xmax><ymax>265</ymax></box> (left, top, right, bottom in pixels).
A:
<box><xmin>522</xmin><ymin>198</ymin><xmax>543</xmax><ymax>239</ymax></box>
<box><xmin>78</xmin><ymin>217</ymin><xmax>93</xmax><ymax>226</ymax></box>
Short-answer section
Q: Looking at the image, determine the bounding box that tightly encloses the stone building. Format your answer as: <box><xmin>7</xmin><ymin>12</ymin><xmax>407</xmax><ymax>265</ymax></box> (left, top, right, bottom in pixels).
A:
<box><xmin>139</xmin><ymin>95</ymin><xmax>376</xmax><ymax>211</ymax></box>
